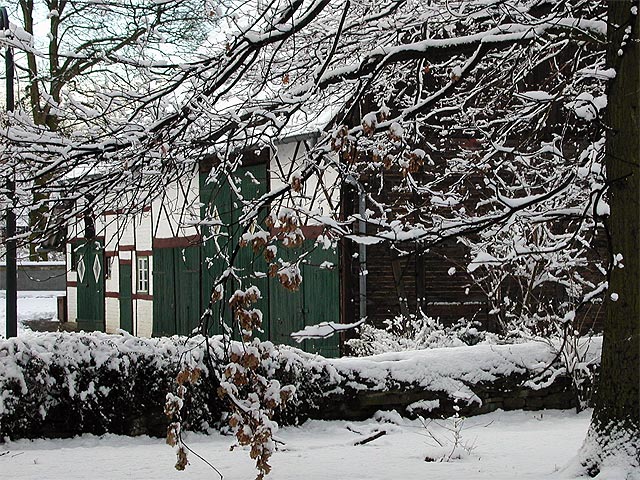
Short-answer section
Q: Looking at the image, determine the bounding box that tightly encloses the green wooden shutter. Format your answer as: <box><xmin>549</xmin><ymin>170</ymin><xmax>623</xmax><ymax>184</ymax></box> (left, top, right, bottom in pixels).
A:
<box><xmin>152</xmin><ymin>247</ymin><xmax>176</xmax><ymax>336</ymax></box>
<box><xmin>119</xmin><ymin>262</ymin><xmax>133</xmax><ymax>333</ymax></box>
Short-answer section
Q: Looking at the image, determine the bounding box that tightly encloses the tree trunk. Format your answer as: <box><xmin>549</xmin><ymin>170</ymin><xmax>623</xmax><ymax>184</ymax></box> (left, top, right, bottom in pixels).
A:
<box><xmin>582</xmin><ymin>1</ymin><xmax>639</xmax><ymax>475</ymax></box>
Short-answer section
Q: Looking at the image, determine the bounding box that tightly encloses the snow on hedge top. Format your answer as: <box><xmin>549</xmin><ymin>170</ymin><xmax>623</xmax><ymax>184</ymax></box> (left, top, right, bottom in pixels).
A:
<box><xmin>329</xmin><ymin>338</ymin><xmax>602</xmax><ymax>405</ymax></box>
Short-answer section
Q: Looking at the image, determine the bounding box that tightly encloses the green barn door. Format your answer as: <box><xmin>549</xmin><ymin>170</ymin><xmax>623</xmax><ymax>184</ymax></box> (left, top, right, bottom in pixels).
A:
<box><xmin>233</xmin><ymin>163</ymin><xmax>270</xmax><ymax>339</ymax></box>
<box><xmin>153</xmin><ymin>246</ymin><xmax>201</xmax><ymax>337</ymax></box>
<box><xmin>153</xmin><ymin>248</ymin><xmax>176</xmax><ymax>336</ymax></box>
<box><xmin>200</xmin><ymin>170</ymin><xmax>232</xmax><ymax>336</ymax></box>
<box><xmin>269</xmin><ymin>246</ymin><xmax>305</xmax><ymax>347</ymax></box>
<box><xmin>200</xmin><ymin>163</ymin><xmax>270</xmax><ymax>338</ymax></box>
<box><xmin>119</xmin><ymin>262</ymin><xmax>133</xmax><ymax>333</ymax></box>
<box><xmin>302</xmin><ymin>247</ymin><xmax>340</xmax><ymax>357</ymax></box>
<box><xmin>269</xmin><ymin>242</ymin><xmax>340</xmax><ymax>356</ymax></box>
<box><xmin>76</xmin><ymin>240</ymin><xmax>105</xmax><ymax>332</ymax></box>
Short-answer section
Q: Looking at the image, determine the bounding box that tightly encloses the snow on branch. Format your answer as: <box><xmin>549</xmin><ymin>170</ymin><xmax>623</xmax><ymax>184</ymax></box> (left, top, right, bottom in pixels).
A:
<box><xmin>291</xmin><ymin>318</ymin><xmax>367</xmax><ymax>342</ymax></box>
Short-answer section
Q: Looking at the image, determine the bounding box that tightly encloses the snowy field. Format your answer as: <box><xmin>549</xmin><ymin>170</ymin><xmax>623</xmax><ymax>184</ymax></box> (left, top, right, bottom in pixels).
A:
<box><xmin>1</xmin><ymin>409</ymin><xmax>593</xmax><ymax>480</ymax></box>
<box><xmin>0</xmin><ymin>291</ymin><xmax>61</xmax><ymax>337</ymax></box>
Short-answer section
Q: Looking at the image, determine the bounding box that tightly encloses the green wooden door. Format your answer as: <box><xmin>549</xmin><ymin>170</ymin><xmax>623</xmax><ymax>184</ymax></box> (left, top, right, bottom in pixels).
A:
<box><xmin>76</xmin><ymin>240</ymin><xmax>105</xmax><ymax>332</ymax></box>
<box><xmin>302</xmin><ymin>247</ymin><xmax>340</xmax><ymax>357</ymax></box>
<box><xmin>269</xmin><ymin>245</ymin><xmax>305</xmax><ymax>347</ymax></box>
<box><xmin>119</xmin><ymin>262</ymin><xmax>133</xmax><ymax>333</ymax></box>
<box><xmin>234</xmin><ymin>163</ymin><xmax>270</xmax><ymax>339</ymax></box>
<box><xmin>200</xmin><ymin>163</ymin><xmax>270</xmax><ymax>338</ymax></box>
<box><xmin>199</xmin><ymin>162</ymin><xmax>340</xmax><ymax>355</ymax></box>
<box><xmin>268</xmin><ymin>242</ymin><xmax>340</xmax><ymax>356</ymax></box>
<box><xmin>153</xmin><ymin>247</ymin><xmax>176</xmax><ymax>336</ymax></box>
<box><xmin>152</xmin><ymin>246</ymin><xmax>202</xmax><ymax>336</ymax></box>
<box><xmin>200</xmin><ymin>170</ymin><xmax>232</xmax><ymax>335</ymax></box>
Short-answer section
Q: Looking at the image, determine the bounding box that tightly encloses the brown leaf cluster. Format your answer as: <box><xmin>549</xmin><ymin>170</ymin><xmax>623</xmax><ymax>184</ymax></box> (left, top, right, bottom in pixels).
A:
<box><xmin>176</xmin><ymin>367</ymin><xmax>201</xmax><ymax>386</ymax></box>
<box><xmin>291</xmin><ymin>175</ymin><xmax>303</xmax><ymax>193</ymax></box>
<box><xmin>264</xmin><ymin>245</ymin><xmax>276</xmax><ymax>263</ymax></box>
<box><xmin>278</xmin><ymin>270</ymin><xmax>302</xmax><ymax>291</ymax></box>
<box><xmin>402</xmin><ymin>151</ymin><xmax>424</xmax><ymax>175</ymax></box>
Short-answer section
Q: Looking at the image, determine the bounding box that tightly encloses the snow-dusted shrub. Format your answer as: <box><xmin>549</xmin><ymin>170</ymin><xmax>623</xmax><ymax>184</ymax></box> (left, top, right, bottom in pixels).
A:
<box><xmin>521</xmin><ymin>316</ymin><xmax>600</xmax><ymax>413</ymax></box>
<box><xmin>0</xmin><ymin>332</ymin><xmax>225</xmax><ymax>440</ymax></box>
<box><xmin>0</xmin><ymin>331</ymin><xmax>342</xmax><ymax>442</ymax></box>
<box><xmin>346</xmin><ymin>314</ymin><xmax>497</xmax><ymax>356</ymax></box>
<box><xmin>421</xmin><ymin>409</ymin><xmax>475</xmax><ymax>463</ymax></box>
<box><xmin>345</xmin><ymin>311</ymin><xmax>596</xmax><ymax>414</ymax></box>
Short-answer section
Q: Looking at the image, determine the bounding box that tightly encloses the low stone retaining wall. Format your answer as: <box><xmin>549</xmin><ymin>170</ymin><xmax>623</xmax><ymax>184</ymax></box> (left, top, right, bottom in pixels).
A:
<box><xmin>312</xmin><ymin>340</ymin><xmax>599</xmax><ymax>421</ymax></box>
<box><xmin>314</xmin><ymin>372</ymin><xmax>580</xmax><ymax>422</ymax></box>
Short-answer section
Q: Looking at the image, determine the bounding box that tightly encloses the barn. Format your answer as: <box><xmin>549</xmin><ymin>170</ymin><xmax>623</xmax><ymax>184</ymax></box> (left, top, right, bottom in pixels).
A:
<box><xmin>65</xmin><ymin>131</ymin><xmax>346</xmax><ymax>356</ymax></box>
<box><xmin>64</xmin><ymin>131</ymin><xmax>498</xmax><ymax>358</ymax></box>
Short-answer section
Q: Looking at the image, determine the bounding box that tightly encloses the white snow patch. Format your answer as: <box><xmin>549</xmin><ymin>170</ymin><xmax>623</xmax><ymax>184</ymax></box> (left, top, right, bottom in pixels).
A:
<box><xmin>0</xmin><ymin>409</ymin><xmax>595</xmax><ymax>479</ymax></box>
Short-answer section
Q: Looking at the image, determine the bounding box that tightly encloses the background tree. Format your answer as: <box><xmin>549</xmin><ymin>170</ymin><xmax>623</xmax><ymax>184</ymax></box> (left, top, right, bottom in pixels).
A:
<box><xmin>7</xmin><ymin>0</ymin><xmax>214</xmax><ymax>258</ymax></box>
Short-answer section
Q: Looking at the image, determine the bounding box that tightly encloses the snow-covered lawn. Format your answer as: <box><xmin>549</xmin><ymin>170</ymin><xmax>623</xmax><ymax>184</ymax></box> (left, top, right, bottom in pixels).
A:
<box><xmin>1</xmin><ymin>409</ymin><xmax>592</xmax><ymax>480</ymax></box>
<box><xmin>0</xmin><ymin>290</ymin><xmax>61</xmax><ymax>337</ymax></box>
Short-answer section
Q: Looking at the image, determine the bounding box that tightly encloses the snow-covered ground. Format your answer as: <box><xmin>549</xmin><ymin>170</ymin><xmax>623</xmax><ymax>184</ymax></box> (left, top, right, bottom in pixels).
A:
<box><xmin>0</xmin><ymin>290</ymin><xmax>61</xmax><ymax>337</ymax></box>
<box><xmin>1</xmin><ymin>409</ymin><xmax>593</xmax><ymax>480</ymax></box>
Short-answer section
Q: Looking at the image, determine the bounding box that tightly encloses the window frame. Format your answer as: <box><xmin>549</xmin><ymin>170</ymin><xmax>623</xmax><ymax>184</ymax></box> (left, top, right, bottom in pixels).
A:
<box><xmin>137</xmin><ymin>256</ymin><xmax>149</xmax><ymax>293</ymax></box>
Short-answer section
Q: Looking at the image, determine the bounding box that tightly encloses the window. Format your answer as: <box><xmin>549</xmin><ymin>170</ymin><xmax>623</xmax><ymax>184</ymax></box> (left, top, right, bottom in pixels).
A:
<box><xmin>137</xmin><ymin>256</ymin><xmax>149</xmax><ymax>292</ymax></box>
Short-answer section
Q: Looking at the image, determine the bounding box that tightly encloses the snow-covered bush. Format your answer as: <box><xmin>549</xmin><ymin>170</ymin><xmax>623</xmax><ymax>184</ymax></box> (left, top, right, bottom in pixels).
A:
<box><xmin>421</xmin><ymin>409</ymin><xmax>475</xmax><ymax>463</ymax></box>
<box><xmin>345</xmin><ymin>307</ymin><xmax>597</xmax><ymax>413</ymax></box>
<box><xmin>0</xmin><ymin>332</ymin><xmax>224</xmax><ymax>440</ymax></box>
<box><xmin>346</xmin><ymin>314</ymin><xmax>498</xmax><ymax>356</ymax></box>
<box><xmin>0</xmin><ymin>331</ymin><xmax>342</xmax><ymax>442</ymax></box>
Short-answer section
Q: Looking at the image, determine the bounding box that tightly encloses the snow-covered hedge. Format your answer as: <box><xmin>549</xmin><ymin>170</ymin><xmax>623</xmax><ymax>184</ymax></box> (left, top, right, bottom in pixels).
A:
<box><xmin>0</xmin><ymin>332</ymin><xmax>219</xmax><ymax>439</ymax></box>
<box><xmin>0</xmin><ymin>332</ymin><xmax>602</xmax><ymax>440</ymax></box>
<box><xmin>0</xmin><ymin>332</ymin><xmax>341</xmax><ymax>440</ymax></box>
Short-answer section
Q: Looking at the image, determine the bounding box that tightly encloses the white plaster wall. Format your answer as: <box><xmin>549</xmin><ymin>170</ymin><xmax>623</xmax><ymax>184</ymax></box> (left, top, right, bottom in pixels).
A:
<box><xmin>68</xmin><ymin>218</ymin><xmax>82</xmax><ymax>240</ymax></box>
<box><xmin>66</xmin><ymin>242</ymin><xmax>77</xmax><ymax>322</ymax></box>
<box><xmin>67</xmin><ymin>287</ymin><xmax>77</xmax><ymax>323</ymax></box>
<box><xmin>103</xmin><ymin>213</ymin><xmax>121</xmax><ymax>252</ymax></box>
<box><xmin>66</xmin><ymin>243</ymin><xmax>77</xmax><ymax>283</ymax></box>
<box><xmin>116</xmin><ymin>215</ymin><xmax>136</xmax><ymax>247</ymax></box>
<box><xmin>104</xmin><ymin>259</ymin><xmax>120</xmax><ymax>333</ymax></box>
<box><xmin>105</xmin><ymin>297</ymin><xmax>120</xmax><ymax>333</ymax></box>
<box><xmin>135</xmin><ymin>212</ymin><xmax>153</xmax><ymax>251</ymax></box>
<box><xmin>153</xmin><ymin>171</ymin><xmax>200</xmax><ymax>240</ymax></box>
<box><xmin>270</xmin><ymin>141</ymin><xmax>340</xmax><ymax>219</ymax></box>
<box><xmin>105</xmin><ymin>257</ymin><xmax>118</xmax><ymax>293</ymax></box>
<box><xmin>135</xmin><ymin>300</ymin><xmax>153</xmax><ymax>337</ymax></box>
<box><xmin>95</xmin><ymin>214</ymin><xmax>107</xmax><ymax>241</ymax></box>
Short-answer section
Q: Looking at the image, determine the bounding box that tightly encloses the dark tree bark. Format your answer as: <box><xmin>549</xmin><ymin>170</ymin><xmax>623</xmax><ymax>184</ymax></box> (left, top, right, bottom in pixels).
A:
<box><xmin>583</xmin><ymin>0</ymin><xmax>639</xmax><ymax>475</ymax></box>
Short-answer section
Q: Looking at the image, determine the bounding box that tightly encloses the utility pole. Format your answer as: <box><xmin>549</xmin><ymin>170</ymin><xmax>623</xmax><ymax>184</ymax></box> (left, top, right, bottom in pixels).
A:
<box><xmin>1</xmin><ymin>6</ymin><xmax>16</xmax><ymax>338</ymax></box>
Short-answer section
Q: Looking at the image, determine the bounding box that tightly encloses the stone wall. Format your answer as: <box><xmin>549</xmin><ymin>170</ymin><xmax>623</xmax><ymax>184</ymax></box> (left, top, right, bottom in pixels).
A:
<box><xmin>312</xmin><ymin>372</ymin><xmax>583</xmax><ymax>422</ymax></box>
<box><xmin>0</xmin><ymin>262</ymin><xmax>66</xmax><ymax>291</ymax></box>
